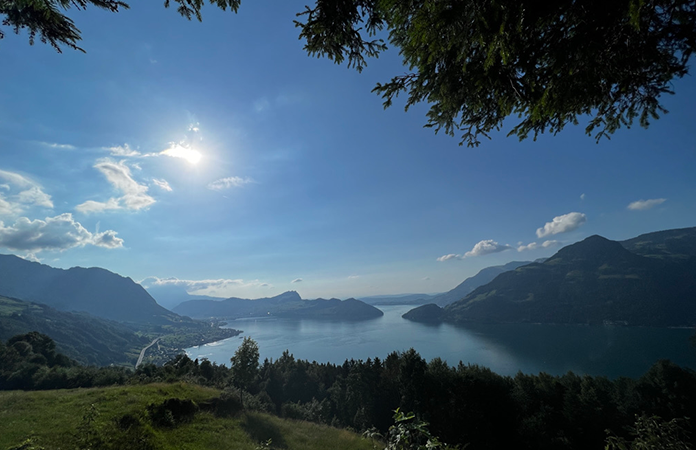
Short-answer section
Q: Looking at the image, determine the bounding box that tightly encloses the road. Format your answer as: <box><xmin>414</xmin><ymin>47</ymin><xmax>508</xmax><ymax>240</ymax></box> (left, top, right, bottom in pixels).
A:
<box><xmin>135</xmin><ymin>337</ymin><xmax>160</xmax><ymax>368</ymax></box>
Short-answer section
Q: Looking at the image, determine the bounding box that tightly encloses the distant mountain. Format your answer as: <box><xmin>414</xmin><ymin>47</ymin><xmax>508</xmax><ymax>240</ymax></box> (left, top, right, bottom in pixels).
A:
<box><xmin>404</xmin><ymin>227</ymin><xmax>696</xmax><ymax>327</ymax></box>
<box><xmin>145</xmin><ymin>284</ymin><xmax>225</xmax><ymax>310</ymax></box>
<box><xmin>0</xmin><ymin>295</ymin><xmax>147</xmax><ymax>366</ymax></box>
<box><xmin>359</xmin><ymin>293</ymin><xmax>437</xmax><ymax>306</ymax></box>
<box><xmin>0</xmin><ymin>254</ymin><xmax>179</xmax><ymax>324</ymax></box>
<box><xmin>174</xmin><ymin>291</ymin><xmax>383</xmax><ymax>321</ymax></box>
<box><xmin>429</xmin><ymin>261</ymin><xmax>536</xmax><ymax>307</ymax></box>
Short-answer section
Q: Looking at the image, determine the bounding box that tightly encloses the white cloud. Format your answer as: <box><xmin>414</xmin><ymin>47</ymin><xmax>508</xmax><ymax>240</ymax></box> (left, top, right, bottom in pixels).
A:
<box><xmin>75</xmin><ymin>198</ymin><xmax>121</xmax><ymax>214</ymax></box>
<box><xmin>423</xmin><ymin>276</ymin><xmax>430</xmax><ymax>281</ymax></box>
<box><xmin>140</xmin><ymin>276</ymin><xmax>269</xmax><ymax>295</ymax></box>
<box><xmin>0</xmin><ymin>169</ymin><xmax>54</xmax><ymax>212</ymax></box>
<box><xmin>152</xmin><ymin>179</ymin><xmax>172</xmax><ymax>192</ymax></box>
<box><xmin>536</xmin><ymin>212</ymin><xmax>587</xmax><ymax>238</ymax></box>
<box><xmin>16</xmin><ymin>187</ymin><xmax>53</xmax><ymax>208</ymax></box>
<box><xmin>39</xmin><ymin>142</ymin><xmax>76</xmax><ymax>150</ymax></box>
<box><xmin>0</xmin><ymin>196</ymin><xmax>21</xmax><ymax>216</ymax></box>
<box><xmin>105</xmin><ymin>144</ymin><xmax>141</xmax><ymax>157</ymax></box>
<box><xmin>627</xmin><ymin>198</ymin><xmax>667</xmax><ymax>211</ymax></box>
<box><xmin>0</xmin><ymin>213</ymin><xmax>123</xmax><ymax>252</ymax></box>
<box><xmin>207</xmin><ymin>177</ymin><xmax>254</xmax><ymax>190</ymax></box>
<box><xmin>465</xmin><ymin>240</ymin><xmax>513</xmax><ymax>257</ymax></box>
<box><xmin>438</xmin><ymin>239</ymin><xmax>512</xmax><ymax>261</ymax></box>
<box><xmin>542</xmin><ymin>240</ymin><xmax>560</xmax><ymax>248</ymax></box>
<box><xmin>517</xmin><ymin>242</ymin><xmax>538</xmax><ymax>252</ymax></box>
<box><xmin>291</xmin><ymin>278</ymin><xmax>303</xmax><ymax>283</ymax></box>
<box><xmin>580</xmin><ymin>193</ymin><xmax>586</xmax><ymax>201</ymax></box>
<box><xmin>76</xmin><ymin>159</ymin><xmax>155</xmax><ymax>213</ymax></box>
<box><xmin>436</xmin><ymin>253</ymin><xmax>463</xmax><ymax>261</ymax></box>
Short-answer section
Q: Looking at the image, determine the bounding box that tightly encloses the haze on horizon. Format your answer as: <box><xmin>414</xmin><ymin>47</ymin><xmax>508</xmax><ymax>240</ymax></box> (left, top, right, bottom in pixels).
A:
<box><xmin>1</xmin><ymin>3</ymin><xmax>695</xmax><ymax>300</ymax></box>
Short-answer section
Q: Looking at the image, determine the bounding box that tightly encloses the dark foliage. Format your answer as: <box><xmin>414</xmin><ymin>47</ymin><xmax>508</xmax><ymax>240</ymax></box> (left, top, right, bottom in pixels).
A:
<box><xmin>3</xmin><ymin>332</ymin><xmax>696</xmax><ymax>449</ymax></box>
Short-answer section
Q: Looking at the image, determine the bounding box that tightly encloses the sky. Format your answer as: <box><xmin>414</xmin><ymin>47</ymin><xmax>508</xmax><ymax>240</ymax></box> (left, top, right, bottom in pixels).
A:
<box><xmin>0</xmin><ymin>2</ymin><xmax>695</xmax><ymax>300</ymax></box>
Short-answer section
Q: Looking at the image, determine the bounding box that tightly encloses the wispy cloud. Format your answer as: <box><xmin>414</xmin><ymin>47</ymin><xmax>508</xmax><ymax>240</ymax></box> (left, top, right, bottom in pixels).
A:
<box><xmin>536</xmin><ymin>212</ymin><xmax>586</xmax><ymax>238</ymax></box>
<box><xmin>0</xmin><ymin>169</ymin><xmax>54</xmax><ymax>214</ymax></box>
<box><xmin>105</xmin><ymin>144</ymin><xmax>141</xmax><ymax>157</ymax></box>
<box><xmin>542</xmin><ymin>240</ymin><xmax>560</xmax><ymax>248</ymax></box>
<box><xmin>0</xmin><ymin>213</ymin><xmax>123</xmax><ymax>252</ymax></box>
<box><xmin>75</xmin><ymin>159</ymin><xmax>155</xmax><ymax>213</ymax></box>
<box><xmin>152</xmin><ymin>178</ymin><xmax>172</xmax><ymax>192</ymax></box>
<box><xmin>580</xmin><ymin>193</ymin><xmax>586</xmax><ymax>201</ymax></box>
<box><xmin>437</xmin><ymin>239</ymin><xmax>512</xmax><ymax>261</ymax></box>
<box><xmin>627</xmin><ymin>198</ymin><xmax>666</xmax><ymax>211</ymax></box>
<box><xmin>38</xmin><ymin>142</ymin><xmax>76</xmax><ymax>150</ymax></box>
<box><xmin>291</xmin><ymin>278</ymin><xmax>303</xmax><ymax>283</ymax></box>
<box><xmin>207</xmin><ymin>176</ymin><xmax>254</xmax><ymax>190</ymax></box>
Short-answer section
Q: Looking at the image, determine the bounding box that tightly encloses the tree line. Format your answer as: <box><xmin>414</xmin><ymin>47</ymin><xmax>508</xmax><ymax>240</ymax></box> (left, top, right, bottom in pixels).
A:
<box><xmin>2</xmin><ymin>332</ymin><xmax>696</xmax><ymax>449</ymax></box>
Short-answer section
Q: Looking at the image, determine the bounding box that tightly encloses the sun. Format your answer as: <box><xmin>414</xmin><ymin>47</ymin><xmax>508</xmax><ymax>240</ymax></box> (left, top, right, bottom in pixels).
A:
<box><xmin>161</xmin><ymin>144</ymin><xmax>202</xmax><ymax>164</ymax></box>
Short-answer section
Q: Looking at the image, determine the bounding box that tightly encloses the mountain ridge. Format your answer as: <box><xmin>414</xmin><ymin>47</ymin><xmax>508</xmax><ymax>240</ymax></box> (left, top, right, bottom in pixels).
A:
<box><xmin>404</xmin><ymin>227</ymin><xmax>696</xmax><ymax>327</ymax></box>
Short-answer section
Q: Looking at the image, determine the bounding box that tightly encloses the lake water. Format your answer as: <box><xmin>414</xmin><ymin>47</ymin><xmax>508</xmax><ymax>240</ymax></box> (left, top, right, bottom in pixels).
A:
<box><xmin>186</xmin><ymin>305</ymin><xmax>696</xmax><ymax>378</ymax></box>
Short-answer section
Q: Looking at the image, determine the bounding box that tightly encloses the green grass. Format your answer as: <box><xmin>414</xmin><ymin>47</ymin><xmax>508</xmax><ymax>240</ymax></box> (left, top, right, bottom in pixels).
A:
<box><xmin>0</xmin><ymin>384</ymin><xmax>377</xmax><ymax>450</ymax></box>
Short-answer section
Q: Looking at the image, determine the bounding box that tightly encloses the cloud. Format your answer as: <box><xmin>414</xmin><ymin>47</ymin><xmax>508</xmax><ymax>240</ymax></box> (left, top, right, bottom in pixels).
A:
<box><xmin>75</xmin><ymin>159</ymin><xmax>155</xmax><ymax>213</ymax></box>
<box><xmin>580</xmin><ymin>193</ymin><xmax>586</xmax><ymax>201</ymax></box>
<box><xmin>16</xmin><ymin>187</ymin><xmax>53</xmax><ymax>208</ymax></box>
<box><xmin>517</xmin><ymin>242</ymin><xmax>538</xmax><ymax>252</ymax></box>
<box><xmin>75</xmin><ymin>199</ymin><xmax>121</xmax><ymax>214</ymax></box>
<box><xmin>347</xmin><ymin>275</ymin><xmax>360</xmax><ymax>279</ymax></box>
<box><xmin>152</xmin><ymin>179</ymin><xmax>172</xmax><ymax>192</ymax></box>
<box><xmin>536</xmin><ymin>212</ymin><xmax>587</xmax><ymax>238</ymax></box>
<box><xmin>105</xmin><ymin>144</ymin><xmax>141</xmax><ymax>157</ymax></box>
<box><xmin>291</xmin><ymin>278</ymin><xmax>303</xmax><ymax>283</ymax></box>
<box><xmin>438</xmin><ymin>239</ymin><xmax>512</xmax><ymax>261</ymax></box>
<box><xmin>140</xmin><ymin>276</ymin><xmax>269</xmax><ymax>294</ymax></box>
<box><xmin>423</xmin><ymin>276</ymin><xmax>430</xmax><ymax>281</ymax></box>
<box><xmin>627</xmin><ymin>198</ymin><xmax>667</xmax><ymax>211</ymax></box>
<box><xmin>39</xmin><ymin>142</ymin><xmax>76</xmax><ymax>150</ymax></box>
<box><xmin>436</xmin><ymin>253</ymin><xmax>463</xmax><ymax>261</ymax></box>
<box><xmin>0</xmin><ymin>169</ymin><xmax>54</xmax><ymax>213</ymax></box>
<box><xmin>0</xmin><ymin>213</ymin><xmax>123</xmax><ymax>252</ymax></box>
<box><xmin>542</xmin><ymin>240</ymin><xmax>560</xmax><ymax>248</ymax></box>
<box><xmin>207</xmin><ymin>177</ymin><xmax>254</xmax><ymax>190</ymax></box>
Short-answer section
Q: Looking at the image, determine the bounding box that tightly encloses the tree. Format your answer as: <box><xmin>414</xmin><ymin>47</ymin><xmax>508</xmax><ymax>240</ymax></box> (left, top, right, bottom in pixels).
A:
<box><xmin>230</xmin><ymin>336</ymin><xmax>259</xmax><ymax>408</ymax></box>
<box><xmin>0</xmin><ymin>0</ymin><xmax>240</xmax><ymax>52</ymax></box>
<box><xmin>3</xmin><ymin>1</ymin><xmax>695</xmax><ymax>146</ymax></box>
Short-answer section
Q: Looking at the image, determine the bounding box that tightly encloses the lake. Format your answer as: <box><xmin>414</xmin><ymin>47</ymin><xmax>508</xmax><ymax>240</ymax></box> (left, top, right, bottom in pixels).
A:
<box><xmin>186</xmin><ymin>304</ymin><xmax>696</xmax><ymax>378</ymax></box>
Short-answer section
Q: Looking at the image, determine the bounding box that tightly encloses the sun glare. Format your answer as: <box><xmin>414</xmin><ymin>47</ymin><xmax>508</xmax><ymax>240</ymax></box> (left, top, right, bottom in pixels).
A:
<box><xmin>161</xmin><ymin>145</ymin><xmax>202</xmax><ymax>164</ymax></box>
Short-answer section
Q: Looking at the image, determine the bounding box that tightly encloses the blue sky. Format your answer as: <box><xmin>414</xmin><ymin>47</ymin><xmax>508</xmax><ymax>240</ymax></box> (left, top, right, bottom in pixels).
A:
<box><xmin>1</xmin><ymin>2</ymin><xmax>695</xmax><ymax>300</ymax></box>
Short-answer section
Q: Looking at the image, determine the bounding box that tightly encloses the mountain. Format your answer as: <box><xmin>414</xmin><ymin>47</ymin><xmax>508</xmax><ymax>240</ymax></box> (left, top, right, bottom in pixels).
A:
<box><xmin>0</xmin><ymin>254</ymin><xmax>180</xmax><ymax>324</ymax></box>
<box><xmin>145</xmin><ymin>283</ymin><xmax>225</xmax><ymax>310</ymax></box>
<box><xmin>359</xmin><ymin>293</ymin><xmax>437</xmax><ymax>305</ymax></box>
<box><xmin>0</xmin><ymin>295</ymin><xmax>148</xmax><ymax>366</ymax></box>
<box><xmin>404</xmin><ymin>227</ymin><xmax>696</xmax><ymax>327</ymax></box>
<box><xmin>174</xmin><ymin>291</ymin><xmax>383</xmax><ymax>320</ymax></box>
<box><xmin>429</xmin><ymin>260</ymin><xmax>536</xmax><ymax>307</ymax></box>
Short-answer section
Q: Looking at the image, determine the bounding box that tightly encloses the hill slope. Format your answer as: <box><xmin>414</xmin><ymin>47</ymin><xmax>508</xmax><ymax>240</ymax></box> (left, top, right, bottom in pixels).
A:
<box><xmin>429</xmin><ymin>260</ymin><xmax>536</xmax><ymax>307</ymax></box>
<box><xmin>406</xmin><ymin>227</ymin><xmax>696</xmax><ymax>326</ymax></box>
<box><xmin>0</xmin><ymin>295</ymin><xmax>147</xmax><ymax>366</ymax></box>
<box><xmin>0</xmin><ymin>254</ymin><xmax>178</xmax><ymax>324</ymax></box>
<box><xmin>0</xmin><ymin>384</ymin><xmax>376</xmax><ymax>450</ymax></box>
